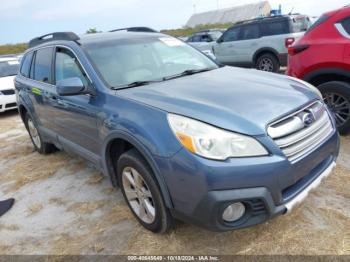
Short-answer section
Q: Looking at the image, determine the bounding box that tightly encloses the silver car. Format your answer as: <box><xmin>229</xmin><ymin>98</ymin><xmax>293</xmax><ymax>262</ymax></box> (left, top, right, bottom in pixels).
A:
<box><xmin>213</xmin><ymin>15</ymin><xmax>310</xmax><ymax>72</ymax></box>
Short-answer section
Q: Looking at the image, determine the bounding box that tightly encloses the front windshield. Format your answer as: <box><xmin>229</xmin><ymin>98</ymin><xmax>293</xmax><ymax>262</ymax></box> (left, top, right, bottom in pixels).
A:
<box><xmin>0</xmin><ymin>61</ymin><xmax>20</xmax><ymax>77</ymax></box>
<box><xmin>83</xmin><ymin>36</ymin><xmax>218</xmax><ymax>88</ymax></box>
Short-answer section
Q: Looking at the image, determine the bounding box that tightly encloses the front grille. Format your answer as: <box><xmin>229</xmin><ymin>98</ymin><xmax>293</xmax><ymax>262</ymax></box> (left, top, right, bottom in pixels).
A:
<box><xmin>5</xmin><ymin>102</ymin><xmax>17</xmax><ymax>108</ymax></box>
<box><xmin>1</xmin><ymin>89</ymin><xmax>15</xmax><ymax>95</ymax></box>
<box><xmin>268</xmin><ymin>101</ymin><xmax>334</xmax><ymax>163</ymax></box>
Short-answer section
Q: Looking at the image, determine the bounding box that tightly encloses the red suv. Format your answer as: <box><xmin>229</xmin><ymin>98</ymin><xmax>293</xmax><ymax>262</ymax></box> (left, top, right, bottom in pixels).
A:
<box><xmin>287</xmin><ymin>6</ymin><xmax>350</xmax><ymax>134</ymax></box>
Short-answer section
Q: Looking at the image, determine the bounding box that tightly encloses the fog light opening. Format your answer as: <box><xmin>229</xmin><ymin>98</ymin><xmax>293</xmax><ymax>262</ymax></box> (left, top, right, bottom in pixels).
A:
<box><xmin>222</xmin><ymin>202</ymin><xmax>246</xmax><ymax>223</ymax></box>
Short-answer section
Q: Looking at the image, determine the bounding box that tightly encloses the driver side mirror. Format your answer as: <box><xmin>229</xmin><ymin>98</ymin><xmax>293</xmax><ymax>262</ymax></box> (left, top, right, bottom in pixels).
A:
<box><xmin>56</xmin><ymin>77</ymin><xmax>92</xmax><ymax>96</ymax></box>
<box><xmin>217</xmin><ymin>38</ymin><xmax>223</xmax><ymax>44</ymax></box>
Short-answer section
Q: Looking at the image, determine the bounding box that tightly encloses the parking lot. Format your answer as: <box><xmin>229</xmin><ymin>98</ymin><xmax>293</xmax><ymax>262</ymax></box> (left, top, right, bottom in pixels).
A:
<box><xmin>0</xmin><ymin>110</ymin><xmax>349</xmax><ymax>255</ymax></box>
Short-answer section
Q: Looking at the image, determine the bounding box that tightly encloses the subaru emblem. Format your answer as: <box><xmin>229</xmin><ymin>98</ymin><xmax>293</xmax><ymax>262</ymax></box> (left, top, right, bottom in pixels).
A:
<box><xmin>302</xmin><ymin>113</ymin><xmax>315</xmax><ymax>126</ymax></box>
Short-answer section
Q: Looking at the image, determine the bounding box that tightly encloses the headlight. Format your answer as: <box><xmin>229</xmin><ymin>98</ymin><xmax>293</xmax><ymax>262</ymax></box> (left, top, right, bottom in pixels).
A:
<box><xmin>167</xmin><ymin>114</ymin><xmax>268</xmax><ymax>160</ymax></box>
<box><xmin>287</xmin><ymin>76</ymin><xmax>323</xmax><ymax>99</ymax></box>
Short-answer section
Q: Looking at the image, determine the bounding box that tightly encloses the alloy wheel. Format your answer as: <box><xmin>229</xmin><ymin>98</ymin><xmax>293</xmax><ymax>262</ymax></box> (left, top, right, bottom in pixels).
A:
<box><xmin>28</xmin><ymin>118</ymin><xmax>41</xmax><ymax>148</ymax></box>
<box><xmin>122</xmin><ymin>166</ymin><xmax>156</xmax><ymax>224</ymax></box>
<box><xmin>324</xmin><ymin>92</ymin><xmax>350</xmax><ymax>127</ymax></box>
<box><xmin>258</xmin><ymin>58</ymin><xmax>274</xmax><ymax>72</ymax></box>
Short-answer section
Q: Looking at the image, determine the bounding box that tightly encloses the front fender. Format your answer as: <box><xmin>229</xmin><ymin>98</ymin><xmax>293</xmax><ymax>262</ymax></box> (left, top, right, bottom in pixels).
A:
<box><xmin>101</xmin><ymin>129</ymin><xmax>175</xmax><ymax>208</ymax></box>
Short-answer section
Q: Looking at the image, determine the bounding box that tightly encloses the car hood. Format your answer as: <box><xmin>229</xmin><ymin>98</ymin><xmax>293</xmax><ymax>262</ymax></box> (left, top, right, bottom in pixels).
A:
<box><xmin>118</xmin><ymin>66</ymin><xmax>319</xmax><ymax>135</ymax></box>
<box><xmin>0</xmin><ymin>75</ymin><xmax>15</xmax><ymax>91</ymax></box>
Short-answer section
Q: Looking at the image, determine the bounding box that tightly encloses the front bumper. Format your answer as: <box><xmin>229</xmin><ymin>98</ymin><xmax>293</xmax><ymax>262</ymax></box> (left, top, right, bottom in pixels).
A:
<box><xmin>161</xmin><ymin>129</ymin><xmax>339</xmax><ymax>231</ymax></box>
<box><xmin>0</xmin><ymin>94</ymin><xmax>17</xmax><ymax>112</ymax></box>
<box><xmin>171</xmin><ymin>159</ymin><xmax>337</xmax><ymax>232</ymax></box>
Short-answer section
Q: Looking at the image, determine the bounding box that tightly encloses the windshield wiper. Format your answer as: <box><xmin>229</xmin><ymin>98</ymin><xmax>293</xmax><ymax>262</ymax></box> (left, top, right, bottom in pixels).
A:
<box><xmin>112</xmin><ymin>80</ymin><xmax>161</xmax><ymax>90</ymax></box>
<box><xmin>162</xmin><ymin>68</ymin><xmax>213</xmax><ymax>81</ymax></box>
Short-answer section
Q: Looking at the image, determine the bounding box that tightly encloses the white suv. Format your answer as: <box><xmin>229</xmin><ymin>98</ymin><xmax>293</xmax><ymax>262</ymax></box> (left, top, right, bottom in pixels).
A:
<box><xmin>0</xmin><ymin>56</ymin><xmax>20</xmax><ymax>112</ymax></box>
<box><xmin>213</xmin><ymin>15</ymin><xmax>310</xmax><ymax>72</ymax></box>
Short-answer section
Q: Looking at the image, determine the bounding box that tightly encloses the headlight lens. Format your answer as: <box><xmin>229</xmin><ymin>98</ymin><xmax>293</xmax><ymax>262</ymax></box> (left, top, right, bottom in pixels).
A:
<box><xmin>167</xmin><ymin>114</ymin><xmax>268</xmax><ymax>160</ymax></box>
<box><xmin>287</xmin><ymin>76</ymin><xmax>323</xmax><ymax>99</ymax></box>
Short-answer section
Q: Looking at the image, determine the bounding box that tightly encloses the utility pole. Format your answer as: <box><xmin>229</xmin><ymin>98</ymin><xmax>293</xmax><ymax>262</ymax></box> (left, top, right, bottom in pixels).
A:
<box><xmin>217</xmin><ymin>0</ymin><xmax>219</xmax><ymax>9</ymax></box>
<box><xmin>193</xmin><ymin>4</ymin><xmax>197</xmax><ymax>14</ymax></box>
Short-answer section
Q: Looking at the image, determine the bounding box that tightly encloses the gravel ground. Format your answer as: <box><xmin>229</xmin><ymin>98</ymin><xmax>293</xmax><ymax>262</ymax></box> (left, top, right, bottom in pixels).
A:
<box><xmin>0</xmin><ymin>110</ymin><xmax>349</xmax><ymax>255</ymax></box>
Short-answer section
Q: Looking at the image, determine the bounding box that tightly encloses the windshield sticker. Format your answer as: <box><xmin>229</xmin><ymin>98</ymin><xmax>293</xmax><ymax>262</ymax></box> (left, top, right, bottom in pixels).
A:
<box><xmin>159</xmin><ymin>37</ymin><xmax>185</xmax><ymax>47</ymax></box>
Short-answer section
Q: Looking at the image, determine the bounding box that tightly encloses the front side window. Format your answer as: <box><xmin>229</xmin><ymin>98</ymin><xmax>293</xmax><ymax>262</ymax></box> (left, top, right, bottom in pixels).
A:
<box><xmin>33</xmin><ymin>47</ymin><xmax>53</xmax><ymax>83</ymax></box>
<box><xmin>20</xmin><ymin>52</ymin><xmax>33</xmax><ymax>78</ymax></box>
<box><xmin>83</xmin><ymin>37</ymin><xmax>218</xmax><ymax>88</ymax></box>
<box><xmin>261</xmin><ymin>20</ymin><xmax>289</xmax><ymax>36</ymax></box>
<box><xmin>55</xmin><ymin>47</ymin><xmax>89</xmax><ymax>87</ymax></box>
<box><xmin>222</xmin><ymin>27</ymin><xmax>241</xmax><ymax>42</ymax></box>
<box><xmin>0</xmin><ymin>60</ymin><xmax>20</xmax><ymax>78</ymax></box>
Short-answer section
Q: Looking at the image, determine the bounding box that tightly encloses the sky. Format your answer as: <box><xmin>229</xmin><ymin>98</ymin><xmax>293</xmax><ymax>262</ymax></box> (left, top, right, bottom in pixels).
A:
<box><xmin>0</xmin><ymin>0</ymin><xmax>349</xmax><ymax>44</ymax></box>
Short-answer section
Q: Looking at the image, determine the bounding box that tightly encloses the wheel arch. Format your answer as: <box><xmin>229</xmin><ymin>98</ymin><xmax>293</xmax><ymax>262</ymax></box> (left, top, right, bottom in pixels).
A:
<box><xmin>253</xmin><ymin>47</ymin><xmax>279</xmax><ymax>64</ymax></box>
<box><xmin>303</xmin><ymin>68</ymin><xmax>350</xmax><ymax>86</ymax></box>
<box><xmin>102</xmin><ymin>130</ymin><xmax>174</xmax><ymax>208</ymax></box>
<box><xmin>18</xmin><ymin>104</ymin><xmax>28</xmax><ymax>122</ymax></box>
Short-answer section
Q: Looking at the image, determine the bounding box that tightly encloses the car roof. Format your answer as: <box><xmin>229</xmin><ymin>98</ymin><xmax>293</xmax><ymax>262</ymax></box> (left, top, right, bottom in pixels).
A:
<box><xmin>78</xmin><ymin>31</ymin><xmax>166</xmax><ymax>45</ymax></box>
<box><xmin>232</xmin><ymin>14</ymin><xmax>308</xmax><ymax>27</ymax></box>
<box><xmin>26</xmin><ymin>31</ymin><xmax>168</xmax><ymax>51</ymax></box>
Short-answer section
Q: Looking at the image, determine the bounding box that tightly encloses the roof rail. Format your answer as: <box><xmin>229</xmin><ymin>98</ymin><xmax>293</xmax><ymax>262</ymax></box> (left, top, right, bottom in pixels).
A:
<box><xmin>109</xmin><ymin>27</ymin><xmax>158</xmax><ymax>33</ymax></box>
<box><xmin>235</xmin><ymin>15</ymin><xmax>287</xmax><ymax>25</ymax></box>
<box><xmin>28</xmin><ymin>32</ymin><xmax>80</xmax><ymax>48</ymax></box>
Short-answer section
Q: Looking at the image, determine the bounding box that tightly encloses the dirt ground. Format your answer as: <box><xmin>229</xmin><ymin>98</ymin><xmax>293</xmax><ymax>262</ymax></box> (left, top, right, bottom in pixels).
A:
<box><xmin>0</xmin><ymin>110</ymin><xmax>349</xmax><ymax>255</ymax></box>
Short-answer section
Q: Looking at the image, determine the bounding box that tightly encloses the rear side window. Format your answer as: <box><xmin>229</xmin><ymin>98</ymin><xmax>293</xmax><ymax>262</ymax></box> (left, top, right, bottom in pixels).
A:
<box><xmin>341</xmin><ymin>17</ymin><xmax>350</xmax><ymax>34</ymax></box>
<box><xmin>20</xmin><ymin>52</ymin><xmax>33</xmax><ymax>78</ymax></box>
<box><xmin>201</xmin><ymin>34</ymin><xmax>213</xmax><ymax>42</ymax></box>
<box><xmin>261</xmin><ymin>20</ymin><xmax>289</xmax><ymax>36</ymax></box>
<box><xmin>192</xmin><ymin>35</ymin><xmax>202</xmax><ymax>42</ymax></box>
<box><xmin>241</xmin><ymin>24</ymin><xmax>260</xmax><ymax>40</ymax></box>
<box><xmin>33</xmin><ymin>47</ymin><xmax>53</xmax><ymax>84</ymax></box>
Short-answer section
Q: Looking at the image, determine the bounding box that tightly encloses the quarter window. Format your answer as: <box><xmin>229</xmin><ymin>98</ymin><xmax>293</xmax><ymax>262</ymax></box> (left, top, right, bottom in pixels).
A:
<box><xmin>341</xmin><ymin>17</ymin><xmax>350</xmax><ymax>34</ymax></box>
<box><xmin>33</xmin><ymin>47</ymin><xmax>53</xmax><ymax>83</ymax></box>
<box><xmin>55</xmin><ymin>47</ymin><xmax>89</xmax><ymax>87</ymax></box>
<box><xmin>20</xmin><ymin>52</ymin><xmax>33</xmax><ymax>78</ymax></box>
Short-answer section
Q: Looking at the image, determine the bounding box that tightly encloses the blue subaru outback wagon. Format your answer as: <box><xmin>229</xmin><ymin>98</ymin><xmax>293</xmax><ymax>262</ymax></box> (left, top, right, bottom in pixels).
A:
<box><xmin>15</xmin><ymin>31</ymin><xmax>340</xmax><ymax>233</ymax></box>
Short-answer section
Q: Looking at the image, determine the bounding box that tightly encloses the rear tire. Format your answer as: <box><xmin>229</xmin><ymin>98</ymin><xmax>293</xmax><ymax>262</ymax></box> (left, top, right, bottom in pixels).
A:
<box><xmin>256</xmin><ymin>53</ymin><xmax>280</xmax><ymax>73</ymax></box>
<box><xmin>318</xmin><ymin>81</ymin><xmax>350</xmax><ymax>135</ymax></box>
<box><xmin>117</xmin><ymin>148</ymin><xmax>174</xmax><ymax>233</ymax></box>
<box><xmin>24</xmin><ymin>113</ymin><xmax>56</xmax><ymax>154</ymax></box>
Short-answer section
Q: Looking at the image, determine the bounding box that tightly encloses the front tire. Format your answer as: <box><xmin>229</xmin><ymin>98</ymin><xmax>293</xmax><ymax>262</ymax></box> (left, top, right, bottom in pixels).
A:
<box><xmin>318</xmin><ymin>81</ymin><xmax>350</xmax><ymax>135</ymax></box>
<box><xmin>117</xmin><ymin>148</ymin><xmax>174</xmax><ymax>233</ymax></box>
<box><xmin>256</xmin><ymin>53</ymin><xmax>280</xmax><ymax>73</ymax></box>
<box><xmin>24</xmin><ymin>113</ymin><xmax>56</xmax><ymax>154</ymax></box>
